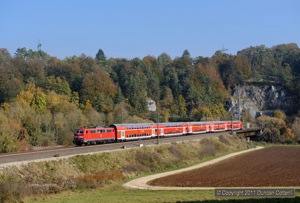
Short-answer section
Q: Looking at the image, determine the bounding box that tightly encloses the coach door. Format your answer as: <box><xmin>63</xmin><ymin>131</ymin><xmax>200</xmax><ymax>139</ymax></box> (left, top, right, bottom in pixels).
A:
<box><xmin>157</xmin><ymin>128</ymin><xmax>164</xmax><ymax>136</ymax></box>
<box><xmin>120</xmin><ymin>130</ymin><xmax>125</xmax><ymax>139</ymax></box>
<box><xmin>152</xmin><ymin>129</ymin><xmax>156</xmax><ymax>137</ymax></box>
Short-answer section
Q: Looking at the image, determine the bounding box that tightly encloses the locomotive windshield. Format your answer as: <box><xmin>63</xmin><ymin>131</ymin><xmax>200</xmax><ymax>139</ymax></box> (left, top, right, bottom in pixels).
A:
<box><xmin>75</xmin><ymin>130</ymin><xmax>84</xmax><ymax>134</ymax></box>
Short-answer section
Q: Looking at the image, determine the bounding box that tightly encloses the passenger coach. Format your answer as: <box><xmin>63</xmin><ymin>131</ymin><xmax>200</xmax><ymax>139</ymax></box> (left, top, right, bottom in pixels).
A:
<box><xmin>109</xmin><ymin>123</ymin><xmax>156</xmax><ymax>142</ymax></box>
<box><xmin>73</xmin><ymin>120</ymin><xmax>243</xmax><ymax>146</ymax></box>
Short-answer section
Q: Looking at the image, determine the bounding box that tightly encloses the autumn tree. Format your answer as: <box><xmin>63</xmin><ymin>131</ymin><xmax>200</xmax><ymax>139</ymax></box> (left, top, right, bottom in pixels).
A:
<box><xmin>0</xmin><ymin>112</ymin><xmax>28</xmax><ymax>152</ymax></box>
<box><xmin>198</xmin><ymin>106</ymin><xmax>212</xmax><ymax>121</ymax></box>
<box><xmin>177</xmin><ymin>95</ymin><xmax>187</xmax><ymax>119</ymax></box>
<box><xmin>273</xmin><ymin>109</ymin><xmax>286</xmax><ymax>120</ymax></box>
<box><xmin>256</xmin><ymin>115</ymin><xmax>296</xmax><ymax>143</ymax></box>
<box><xmin>80</xmin><ymin>69</ymin><xmax>117</xmax><ymax>113</ymax></box>
<box><xmin>0</xmin><ymin>48</ymin><xmax>11</xmax><ymax>65</ymax></box>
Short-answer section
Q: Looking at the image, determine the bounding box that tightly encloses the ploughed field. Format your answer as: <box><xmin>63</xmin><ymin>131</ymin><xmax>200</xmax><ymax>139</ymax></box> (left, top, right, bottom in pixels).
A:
<box><xmin>150</xmin><ymin>146</ymin><xmax>300</xmax><ymax>187</ymax></box>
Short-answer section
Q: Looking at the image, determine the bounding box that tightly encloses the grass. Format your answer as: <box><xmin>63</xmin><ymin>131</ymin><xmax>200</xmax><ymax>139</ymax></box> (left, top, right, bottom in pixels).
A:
<box><xmin>26</xmin><ymin>184</ymin><xmax>300</xmax><ymax>203</ymax></box>
<box><xmin>27</xmin><ymin>183</ymin><xmax>215</xmax><ymax>203</ymax></box>
<box><xmin>3</xmin><ymin>134</ymin><xmax>299</xmax><ymax>202</ymax></box>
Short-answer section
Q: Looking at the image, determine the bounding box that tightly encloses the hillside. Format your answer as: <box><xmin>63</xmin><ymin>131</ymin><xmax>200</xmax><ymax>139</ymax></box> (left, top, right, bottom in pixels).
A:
<box><xmin>0</xmin><ymin>43</ymin><xmax>299</xmax><ymax>150</ymax></box>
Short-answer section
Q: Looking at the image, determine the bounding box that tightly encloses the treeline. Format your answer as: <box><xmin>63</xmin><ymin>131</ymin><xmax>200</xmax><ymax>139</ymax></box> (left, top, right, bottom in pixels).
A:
<box><xmin>0</xmin><ymin>43</ymin><xmax>299</xmax><ymax>151</ymax></box>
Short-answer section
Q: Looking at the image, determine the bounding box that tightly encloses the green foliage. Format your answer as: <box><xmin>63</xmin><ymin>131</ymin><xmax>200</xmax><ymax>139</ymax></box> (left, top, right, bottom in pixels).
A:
<box><xmin>291</xmin><ymin>117</ymin><xmax>300</xmax><ymax>141</ymax></box>
<box><xmin>30</xmin><ymin>90</ymin><xmax>47</xmax><ymax>114</ymax></box>
<box><xmin>0</xmin><ymin>111</ymin><xmax>28</xmax><ymax>152</ymax></box>
<box><xmin>80</xmin><ymin>69</ymin><xmax>117</xmax><ymax>112</ymax></box>
<box><xmin>95</xmin><ymin>49</ymin><xmax>106</xmax><ymax>61</ymax></box>
<box><xmin>210</xmin><ymin>103</ymin><xmax>227</xmax><ymax>120</ymax></box>
<box><xmin>0</xmin><ymin>48</ymin><xmax>11</xmax><ymax>65</ymax></box>
<box><xmin>0</xmin><ymin>172</ymin><xmax>28</xmax><ymax>203</ymax></box>
<box><xmin>256</xmin><ymin>115</ymin><xmax>296</xmax><ymax>143</ymax></box>
<box><xmin>273</xmin><ymin>109</ymin><xmax>286</xmax><ymax>120</ymax></box>
<box><xmin>43</xmin><ymin>76</ymin><xmax>72</xmax><ymax>97</ymax></box>
<box><xmin>0</xmin><ymin>43</ymin><xmax>299</xmax><ymax>149</ymax></box>
<box><xmin>199</xmin><ymin>106</ymin><xmax>213</xmax><ymax>120</ymax></box>
<box><xmin>177</xmin><ymin>95</ymin><xmax>187</xmax><ymax>119</ymax></box>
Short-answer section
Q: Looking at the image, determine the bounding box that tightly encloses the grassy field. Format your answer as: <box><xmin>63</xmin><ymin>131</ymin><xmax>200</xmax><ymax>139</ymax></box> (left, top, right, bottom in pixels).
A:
<box><xmin>27</xmin><ymin>181</ymin><xmax>300</xmax><ymax>203</ymax></box>
<box><xmin>2</xmin><ymin>135</ymin><xmax>299</xmax><ymax>202</ymax></box>
<box><xmin>28</xmin><ymin>183</ymin><xmax>214</xmax><ymax>203</ymax></box>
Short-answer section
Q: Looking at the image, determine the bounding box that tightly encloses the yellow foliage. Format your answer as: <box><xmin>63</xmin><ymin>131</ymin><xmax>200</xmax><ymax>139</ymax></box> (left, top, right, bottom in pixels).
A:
<box><xmin>273</xmin><ymin>109</ymin><xmax>286</xmax><ymax>120</ymax></box>
<box><xmin>16</xmin><ymin>90</ymin><xmax>34</xmax><ymax>104</ymax></box>
<box><xmin>282</xmin><ymin>127</ymin><xmax>297</xmax><ymax>141</ymax></box>
<box><xmin>0</xmin><ymin>102</ymin><xmax>10</xmax><ymax>111</ymax></box>
<box><xmin>161</xmin><ymin>107</ymin><xmax>170</xmax><ymax>122</ymax></box>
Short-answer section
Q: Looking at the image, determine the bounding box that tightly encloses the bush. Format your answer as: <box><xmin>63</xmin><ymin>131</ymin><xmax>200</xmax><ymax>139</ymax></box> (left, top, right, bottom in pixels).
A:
<box><xmin>0</xmin><ymin>173</ymin><xmax>29</xmax><ymax>203</ymax></box>
<box><xmin>200</xmin><ymin>139</ymin><xmax>217</xmax><ymax>157</ymax></box>
<box><xmin>30</xmin><ymin>184</ymin><xmax>61</xmax><ymax>194</ymax></box>
<box><xmin>76</xmin><ymin>170</ymin><xmax>124</xmax><ymax>189</ymax></box>
<box><xmin>135</xmin><ymin>149</ymin><xmax>163</xmax><ymax>171</ymax></box>
<box><xmin>218</xmin><ymin>135</ymin><xmax>231</xmax><ymax>145</ymax></box>
<box><xmin>291</xmin><ymin>117</ymin><xmax>300</xmax><ymax>141</ymax></box>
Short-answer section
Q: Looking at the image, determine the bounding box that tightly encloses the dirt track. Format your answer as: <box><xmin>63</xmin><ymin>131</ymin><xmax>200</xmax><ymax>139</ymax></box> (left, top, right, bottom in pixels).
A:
<box><xmin>150</xmin><ymin>146</ymin><xmax>300</xmax><ymax>188</ymax></box>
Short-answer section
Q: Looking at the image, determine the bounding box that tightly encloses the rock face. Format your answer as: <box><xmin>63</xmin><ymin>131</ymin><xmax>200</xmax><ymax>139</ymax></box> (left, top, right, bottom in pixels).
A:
<box><xmin>147</xmin><ymin>98</ymin><xmax>156</xmax><ymax>112</ymax></box>
<box><xmin>228</xmin><ymin>85</ymin><xmax>293</xmax><ymax>119</ymax></box>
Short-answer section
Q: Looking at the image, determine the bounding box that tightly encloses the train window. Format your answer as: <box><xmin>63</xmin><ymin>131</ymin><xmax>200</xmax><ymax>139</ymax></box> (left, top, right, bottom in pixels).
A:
<box><xmin>91</xmin><ymin>130</ymin><xmax>96</xmax><ymax>134</ymax></box>
<box><xmin>86</xmin><ymin>130</ymin><xmax>88</xmax><ymax>133</ymax></box>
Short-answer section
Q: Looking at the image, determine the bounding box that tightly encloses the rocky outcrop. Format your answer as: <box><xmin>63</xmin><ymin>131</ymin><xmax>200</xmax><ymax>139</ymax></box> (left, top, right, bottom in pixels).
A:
<box><xmin>147</xmin><ymin>98</ymin><xmax>157</xmax><ymax>112</ymax></box>
<box><xmin>228</xmin><ymin>85</ymin><xmax>293</xmax><ymax>119</ymax></box>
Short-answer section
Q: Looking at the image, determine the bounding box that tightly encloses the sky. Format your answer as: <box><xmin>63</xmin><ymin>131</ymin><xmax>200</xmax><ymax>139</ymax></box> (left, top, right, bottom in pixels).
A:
<box><xmin>1</xmin><ymin>0</ymin><xmax>299</xmax><ymax>59</ymax></box>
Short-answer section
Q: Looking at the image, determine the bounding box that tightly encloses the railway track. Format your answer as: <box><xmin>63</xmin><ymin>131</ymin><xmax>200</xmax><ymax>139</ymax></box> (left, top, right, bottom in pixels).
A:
<box><xmin>0</xmin><ymin>132</ymin><xmax>231</xmax><ymax>167</ymax></box>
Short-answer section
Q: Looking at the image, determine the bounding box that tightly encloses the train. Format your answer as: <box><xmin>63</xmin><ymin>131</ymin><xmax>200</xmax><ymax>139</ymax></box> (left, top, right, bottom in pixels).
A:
<box><xmin>73</xmin><ymin>120</ymin><xmax>242</xmax><ymax>146</ymax></box>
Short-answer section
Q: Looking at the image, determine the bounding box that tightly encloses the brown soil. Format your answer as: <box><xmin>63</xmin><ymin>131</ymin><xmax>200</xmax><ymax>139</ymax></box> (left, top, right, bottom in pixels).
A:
<box><xmin>150</xmin><ymin>146</ymin><xmax>300</xmax><ymax>187</ymax></box>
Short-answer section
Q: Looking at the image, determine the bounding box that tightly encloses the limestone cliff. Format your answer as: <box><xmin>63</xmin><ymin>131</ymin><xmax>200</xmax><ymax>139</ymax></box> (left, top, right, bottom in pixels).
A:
<box><xmin>228</xmin><ymin>84</ymin><xmax>294</xmax><ymax>119</ymax></box>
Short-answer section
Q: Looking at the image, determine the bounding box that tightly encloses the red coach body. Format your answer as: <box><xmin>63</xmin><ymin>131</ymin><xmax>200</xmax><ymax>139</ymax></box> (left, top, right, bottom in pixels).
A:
<box><xmin>110</xmin><ymin>123</ymin><xmax>155</xmax><ymax>142</ymax></box>
<box><xmin>73</xmin><ymin>120</ymin><xmax>243</xmax><ymax>146</ymax></box>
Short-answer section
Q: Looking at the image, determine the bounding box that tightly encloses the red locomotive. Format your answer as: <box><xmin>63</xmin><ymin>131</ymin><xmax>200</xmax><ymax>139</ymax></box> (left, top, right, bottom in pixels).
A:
<box><xmin>73</xmin><ymin>126</ymin><xmax>115</xmax><ymax>145</ymax></box>
<box><xmin>73</xmin><ymin>120</ymin><xmax>242</xmax><ymax>146</ymax></box>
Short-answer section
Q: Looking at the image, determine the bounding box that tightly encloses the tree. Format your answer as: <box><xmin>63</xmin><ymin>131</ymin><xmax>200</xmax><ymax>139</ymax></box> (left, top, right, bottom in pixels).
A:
<box><xmin>30</xmin><ymin>89</ymin><xmax>47</xmax><ymax>114</ymax></box>
<box><xmin>0</xmin><ymin>77</ymin><xmax>23</xmax><ymax>103</ymax></box>
<box><xmin>163</xmin><ymin>67</ymin><xmax>179</xmax><ymax>98</ymax></box>
<box><xmin>15</xmin><ymin>47</ymin><xmax>50</xmax><ymax>62</ymax></box>
<box><xmin>199</xmin><ymin>106</ymin><xmax>212</xmax><ymax>120</ymax></box>
<box><xmin>177</xmin><ymin>95</ymin><xmax>187</xmax><ymax>119</ymax></box>
<box><xmin>255</xmin><ymin>115</ymin><xmax>296</xmax><ymax>143</ymax></box>
<box><xmin>189</xmin><ymin>108</ymin><xmax>201</xmax><ymax>121</ymax></box>
<box><xmin>273</xmin><ymin>109</ymin><xmax>286</xmax><ymax>120</ymax></box>
<box><xmin>210</xmin><ymin>103</ymin><xmax>227</xmax><ymax>120</ymax></box>
<box><xmin>95</xmin><ymin>49</ymin><xmax>106</xmax><ymax>61</ymax></box>
<box><xmin>157</xmin><ymin>53</ymin><xmax>172</xmax><ymax>67</ymax></box>
<box><xmin>0</xmin><ymin>48</ymin><xmax>11</xmax><ymax>65</ymax></box>
<box><xmin>181</xmin><ymin>49</ymin><xmax>191</xmax><ymax>59</ymax></box>
<box><xmin>0</xmin><ymin>112</ymin><xmax>28</xmax><ymax>152</ymax></box>
<box><xmin>291</xmin><ymin>117</ymin><xmax>300</xmax><ymax>141</ymax></box>
<box><xmin>80</xmin><ymin>69</ymin><xmax>117</xmax><ymax>111</ymax></box>
<box><xmin>43</xmin><ymin>76</ymin><xmax>72</xmax><ymax>97</ymax></box>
